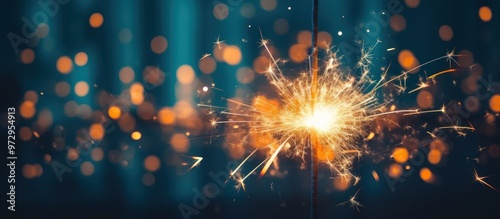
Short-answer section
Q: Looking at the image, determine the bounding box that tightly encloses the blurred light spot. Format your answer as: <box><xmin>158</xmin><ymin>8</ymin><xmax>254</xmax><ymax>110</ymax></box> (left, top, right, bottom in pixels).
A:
<box><xmin>37</xmin><ymin>109</ymin><xmax>53</xmax><ymax>129</ymax></box>
<box><xmin>223</xmin><ymin>45</ymin><xmax>242</xmax><ymax>65</ymax></box>
<box><xmin>89</xmin><ymin>123</ymin><xmax>105</xmax><ymax>140</ymax></box>
<box><xmin>118</xmin><ymin>114</ymin><xmax>136</xmax><ymax>132</ymax></box>
<box><xmin>130</xmin><ymin>82</ymin><xmax>144</xmax><ymax>105</ymax></box>
<box><xmin>176</xmin><ymin>65</ymin><xmax>195</xmax><ymax>84</ymax></box>
<box><xmin>333</xmin><ymin>177</ymin><xmax>350</xmax><ymax>191</ymax></box>
<box><xmin>20</xmin><ymin>101</ymin><xmax>36</xmax><ymax>119</ymax></box>
<box><xmin>108</xmin><ymin>106</ymin><xmax>121</xmax><ymax>120</ymax></box>
<box><xmin>236</xmin><ymin>67</ymin><xmax>255</xmax><ymax>84</ymax></box>
<box><xmin>213</xmin><ymin>42</ymin><xmax>227</xmax><ymax>61</ymax></box>
<box><xmin>91</xmin><ymin>147</ymin><xmax>104</xmax><ymax>162</ymax></box>
<box><xmin>273</xmin><ymin>18</ymin><xmax>289</xmax><ymax>35</ymax></box>
<box><xmin>118</xmin><ymin>28</ymin><xmax>132</xmax><ymax>44</ymax></box>
<box><xmin>337</xmin><ymin>31</ymin><xmax>343</xmax><ymax>36</ymax></box>
<box><xmin>438</xmin><ymin>25</ymin><xmax>453</xmax><ymax>41</ymax></box>
<box><xmin>464</xmin><ymin>96</ymin><xmax>480</xmax><ymax>113</ymax></box>
<box><xmin>22</xmin><ymin>164</ymin><xmax>37</xmax><ymax>179</ymax></box>
<box><xmin>74</xmin><ymin>52</ymin><xmax>88</xmax><ymax>66</ymax></box>
<box><xmin>143</xmin><ymin>173</ymin><xmax>156</xmax><ymax>186</ymax></box>
<box><xmin>56</xmin><ymin>56</ymin><xmax>73</xmax><ymax>74</ymax></box>
<box><xmin>390</xmin><ymin>14</ymin><xmax>406</xmax><ymax>32</ymax></box>
<box><xmin>174</xmin><ymin>101</ymin><xmax>194</xmax><ymax>119</ymax></box>
<box><xmin>213</xmin><ymin>3</ymin><xmax>229</xmax><ymax>20</ymax></box>
<box><xmin>199</xmin><ymin>56</ymin><xmax>216</xmax><ymax>74</ymax></box>
<box><xmin>461</xmin><ymin>76</ymin><xmax>477</xmax><ymax>94</ymax></box>
<box><xmin>317</xmin><ymin>147</ymin><xmax>335</xmax><ymax>161</ymax></box>
<box><xmin>489</xmin><ymin>95</ymin><xmax>500</xmax><ymax>112</ymax></box>
<box><xmin>20</xmin><ymin>127</ymin><xmax>32</xmax><ymax>141</ymax></box>
<box><xmin>393</xmin><ymin>147</ymin><xmax>409</xmax><ymax>163</ymax></box>
<box><xmin>417</xmin><ymin>90</ymin><xmax>433</xmax><ymax>109</ymax></box>
<box><xmin>24</xmin><ymin>90</ymin><xmax>38</xmax><ymax>103</ymax></box>
<box><xmin>372</xmin><ymin>170</ymin><xmax>379</xmax><ymax>181</ymax></box>
<box><xmin>430</xmin><ymin>139</ymin><xmax>448</xmax><ymax>153</ymax></box>
<box><xmin>240</xmin><ymin>3</ymin><xmax>256</xmax><ymax>18</ymax></box>
<box><xmin>366</xmin><ymin>132</ymin><xmax>375</xmax><ymax>140</ymax></box>
<box><xmin>318</xmin><ymin>31</ymin><xmax>332</xmax><ymax>49</ymax></box>
<box><xmin>143</xmin><ymin>66</ymin><xmax>165</xmax><ymax>86</ymax></box>
<box><xmin>20</xmin><ymin>48</ymin><xmax>35</xmax><ymax>64</ymax></box>
<box><xmin>74</xmin><ymin>81</ymin><xmax>90</xmax><ymax>97</ymax></box>
<box><xmin>428</xmin><ymin>149</ymin><xmax>442</xmax><ymax>165</ymax></box>
<box><xmin>64</xmin><ymin>101</ymin><xmax>78</xmax><ymax>117</ymax></box>
<box><xmin>297</xmin><ymin>30</ymin><xmax>312</xmax><ymax>48</ymax></box>
<box><xmin>34</xmin><ymin>164</ymin><xmax>43</xmax><ymax>177</ymax></box>
<box><xmin>404</xmin><ymin>0</ymin><xmax>420</xmax><ymax>8</ymax></box>
<box><xmin>36</xmin><ymin>23</ymin><xmax>50</xmax><ymax>38</ymax></box>
<box><xmin>289</xmin><ymin>44</ymin><xmax>308</xmax><ymax>63</ymax></box>
<box><xmin>457</xmin><ymin>50</ymin><xmax>473</xmax><ymax>68</ymax></box>
<box><xmin>77</xmin><ymin>104</ymin><xmax>93</xmax><ymax>119</ymax></box>
<box><xmin>131</xmin><ymin>131</ymin><xmax>142</xmax><ymax>140</ymax></box>
<box><xmin>170</xmin><ymin>133</ymin><xmax>190</xmax><ymax>153</ymax></box>
<box><xmin>138</xmin><ymin>101</ymin><xmax>156</xmax><ymax>120</ymax></box>
<box><xmin>144</xmin><ymin>155</ymin><xmax>161</xmax><ymax>172</ymax></box>
<box><xmin>44</xmin><ymin>154</ymin><xmax>52</xmax><ymax>164</ymax></box>
<box><xmin>202</xmin><ymin>86</ymin><xmax>209</xmax><ymax>92</ymax></box>
<box><xmin>260</xmin><ymin>0</ymin><xmax>277</xmax><ymax>11</ymax></box>
<box><xmin>119</xmin><ymin>66</ymin><xmax>135</xmax><ymax>84</ymax></box>
<box><xmin>420</xmin><ymin>167</ymin><xmax>433</xmax><ymax>182</ymax></box>
<box><xmin>80</xmin><ymin>161</ymin><xmax>94</xmax><ymax>176</ymax></box>
<box><xmin>489</xmin><ymin>144</ymin><xmax>500</xmax><ymax>158</ymax></box>
<box><xmin>479</xmin><ymin>6</ymin><xmax>492</xmax><ymax>22</ymax></box>
<box><xmin>388</xmin><ymin>163</ymin><xmax>403</xmax><ymax>178</ymax></box>
<box><xmin>253</xmin><ymin>56</ymin><xmax>270</xmax><ymax>74</ymax></box>
<box><xmin>67</xmin><ymin>148</ymin><xmax>79</xmax><ymax>161</ymax></box>
<box><xmin>151</xmin><ymin>36</ymin><xmax>168</xmax><ymax>54</ymax></box>
<box><xmin>158</xmin><ymin>107</ymin><xmax>176</xmax><ymax>125</ymax></box>
<box><xmin>55</xmin><ymin>81</ymin><xmax>71</xmax><ymax>97</ymax></box>
<box><xmin>398</xmin><ymin>49</ymin><xmax>420</xmax><ymax>73</ymax></box>
<box><xmin>89</xmin><ymin>12</ymin><xmax>104</xmax><ymax>28</ymax></box>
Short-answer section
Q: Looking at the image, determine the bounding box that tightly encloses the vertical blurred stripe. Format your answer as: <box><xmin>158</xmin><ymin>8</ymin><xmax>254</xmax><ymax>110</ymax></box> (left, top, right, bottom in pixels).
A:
<box><xmin>114</xmin><ymin>0</ymin><xmax>144</xmax><ymax>203</ymax></box>
<box><xmin>165</xmin><ymin>0</ymin><xmax>200</xmax><ymax>200</ymax></box>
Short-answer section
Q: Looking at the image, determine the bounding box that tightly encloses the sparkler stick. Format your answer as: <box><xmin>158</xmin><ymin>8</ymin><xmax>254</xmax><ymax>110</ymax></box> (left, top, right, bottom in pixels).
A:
<box><xmin>310</xmin><ymin>0</ymin><xmax>319</xmax><ymax>218</ymax></box>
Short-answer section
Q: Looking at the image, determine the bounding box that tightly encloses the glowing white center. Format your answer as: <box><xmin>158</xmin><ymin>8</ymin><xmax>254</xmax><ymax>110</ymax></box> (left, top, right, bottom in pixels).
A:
<box><xmin>304</xmin><ymin>106</ymin><xmax>338</xmax><ymax>132</ymax></box>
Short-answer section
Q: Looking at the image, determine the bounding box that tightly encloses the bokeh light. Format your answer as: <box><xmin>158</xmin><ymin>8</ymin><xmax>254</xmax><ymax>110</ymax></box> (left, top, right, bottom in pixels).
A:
<box><xmin>55</xmin><ymin>81</ymin><xmax>71</xmax><ymax>97</ymax></box>
<box><xmin>150</xmin><ymin>36</ymin><xmax>168</xmax><ymax>54</ymax></box>
<box><xmin>489</xmin><ymin>94</ymin><xmax>500</xmax><ymax>112</ymax></box>
<box><xmin>479</xmin><ymin>6</ymin><xmax>492</xmax><ymax>22</ymax></box>
<box><xmin>74</xmin><ymin>52</ymin><xmax>88</xmax><ymax>66</ymax></box>
<box><xmin>74</xmin><ymin>81</ymin><xmax>90</xmax><ymax>97</ymax></box>
<box><xmin>56</xmin><ymin>56</ymin><xmax>73</xmax><ymax>74</ymax></box>
<box><xmin>439</xmin><ymin>25</ymin><xmax>453</xmax><ymax>41</ymax></box>
<box><xmin>223</xmin><ymin>45</ymin><xmax>242</xmax><ymax>65</ymax></box>
<box><xmin>89</xmin><ymin>12</ymin><xmax>104</xmax><ymax>28</ymax></box>
<box><xmin>20</xmin><ymin>48</ymin><xmax>35</xmax><ymax>64</ymax></box>
<box><xmin>144</xmin><ymin>155</ymin><xmax>161</xmax><ymax>172</ymax></box>
<box><xmin>80</xmin><ymin>162</ymin><xmax>95</xmax><ymax>176</ymax></box>
<box><xmin>131</xmin><ymin>131</ymin><xmax>142</xmax><ymax>140</ymax></box>
<box><xmin>119</xmin><ymin>66</ymin><xmax>135</xmax><ymax>84</ymax></box>
<box><xmin>176</xmin><ymin>65</ymin><xmax>195</xmax><ymax>84</ymax></box>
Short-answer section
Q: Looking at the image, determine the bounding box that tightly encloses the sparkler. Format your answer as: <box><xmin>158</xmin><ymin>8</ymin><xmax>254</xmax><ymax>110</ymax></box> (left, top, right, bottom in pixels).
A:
<box><xmin>198</xmin><ymin>1</ymin><xmax>476</xmax><ymax>217</ymax></box>
<box><xmin>201</xmin><ymin>38</ymin><xmax>472</xmax><ymax>217</ymax></box>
